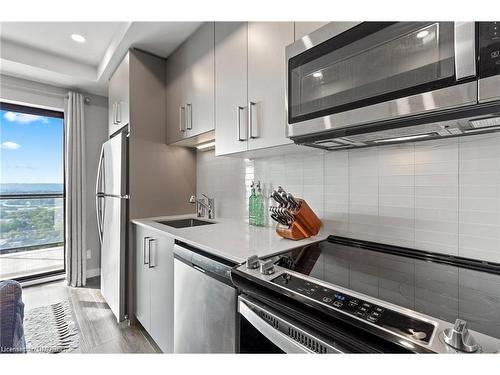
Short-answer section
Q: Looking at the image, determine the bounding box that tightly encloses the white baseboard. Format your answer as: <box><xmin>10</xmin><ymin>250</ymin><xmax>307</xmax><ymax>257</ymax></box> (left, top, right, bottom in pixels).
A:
<box><xmin>87</xmin><ymin>268</ymin><xmax>101</xmax><ymax>278</ymax></box>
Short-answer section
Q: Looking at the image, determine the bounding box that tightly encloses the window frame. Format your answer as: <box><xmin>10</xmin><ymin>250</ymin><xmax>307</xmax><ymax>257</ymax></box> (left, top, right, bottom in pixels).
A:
<box><xmin>0</xmin><ymin>101</ymin><xmax>66</xmax><ymax>282</ymax></box>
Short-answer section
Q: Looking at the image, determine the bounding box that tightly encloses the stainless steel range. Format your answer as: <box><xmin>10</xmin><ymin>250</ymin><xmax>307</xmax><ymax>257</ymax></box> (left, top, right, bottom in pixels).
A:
<box><xmin>231</xmin><ymin>236</ymin><xmax>500</xmax><ymax>353</ymax></box>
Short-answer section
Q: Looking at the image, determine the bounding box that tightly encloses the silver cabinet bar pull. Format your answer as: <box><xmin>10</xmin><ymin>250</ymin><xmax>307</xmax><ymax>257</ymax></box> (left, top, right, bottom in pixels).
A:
<box><xmin>237</xmin><ymin>106</ymin><xmax>245</xmax><ymax>141</ymax></box>
<box><xmin>179</xmin><ymin>106</ymin><xmax>186</xmax><ymax>132</ymax></box>
<box><xmin>186</xmin><ymin>103</ymin><xmax>193</xmax><ymax>130</ymax></box>
<box><xmin>116</xmin><ymin>102</ymin><xmax>122</xmax><ymax>124</ymax></box>
<box><xmin>148</xmin><ymin>238</ymin><xmax>156</xmax><ymax>268</ymax></box>
<box><xmin>143</xmin><ymin>237</ymin><xmax>150</xmax><ymax>265</ymax></box>
<box><xmin>248</xmin><ymin>101</ymin><xmax>257</xmax><ymax>139</ymax></box>
<box><xmin>113</xmin><ymin>102</ymin><xmax>117</xmax><ymax>124</ymax></box>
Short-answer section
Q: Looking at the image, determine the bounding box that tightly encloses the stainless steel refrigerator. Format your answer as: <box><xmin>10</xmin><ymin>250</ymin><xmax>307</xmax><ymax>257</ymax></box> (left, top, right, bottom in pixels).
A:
<box><xmin>95</xmin><ymin>130</ymin><xmax>128</xmax><ymax>322</ymax></box>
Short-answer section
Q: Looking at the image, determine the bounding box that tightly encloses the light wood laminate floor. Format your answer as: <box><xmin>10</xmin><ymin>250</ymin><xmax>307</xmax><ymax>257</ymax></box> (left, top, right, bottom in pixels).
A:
<box><xmin>22</xmin><ymin>277</ymin><xmax>158</xmax><ymax>353</ymax></box>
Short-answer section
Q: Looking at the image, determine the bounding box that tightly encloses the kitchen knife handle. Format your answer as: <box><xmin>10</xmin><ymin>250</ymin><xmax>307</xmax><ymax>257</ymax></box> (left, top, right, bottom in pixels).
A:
<box><xmin>237</xmin><ymin>106</ymin><xmax>245</xmax><ymax>141</ymax></box>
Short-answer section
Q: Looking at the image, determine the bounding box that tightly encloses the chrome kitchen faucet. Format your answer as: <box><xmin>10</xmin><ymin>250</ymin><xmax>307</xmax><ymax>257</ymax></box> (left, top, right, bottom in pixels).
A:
<box><xmin>189</xmin><ymin>194</ymin><xmax>215</xmax><ymax>219</ymax></box>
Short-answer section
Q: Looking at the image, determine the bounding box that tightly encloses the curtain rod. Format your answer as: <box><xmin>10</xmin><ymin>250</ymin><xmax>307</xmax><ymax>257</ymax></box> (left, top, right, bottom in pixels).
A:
<box><xmin>2</xmin><ymin>81</ymin><xmax>92</xmax><ymax>104</ymax></box>
<box><xmin>66</xmin><ymin>95</ymin><xmax>92</xmax><ymax>104</ymax></box>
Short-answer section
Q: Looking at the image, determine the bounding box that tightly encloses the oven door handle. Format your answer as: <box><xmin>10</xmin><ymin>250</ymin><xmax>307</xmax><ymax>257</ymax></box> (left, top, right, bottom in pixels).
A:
<box><xmin>239</xmin><ymin>297</ymin><xmax>311</xmax><ymax>353</ymax></box>
<box><xmin>239</xmin><ymin>296</ymin><xmax>343</xmax><ymax>354</ymax></box>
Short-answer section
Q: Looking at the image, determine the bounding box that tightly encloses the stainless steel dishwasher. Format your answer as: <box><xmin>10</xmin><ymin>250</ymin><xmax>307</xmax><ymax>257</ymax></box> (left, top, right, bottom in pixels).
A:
<box><xmin>173</xmin><ymin>242</ymin><xmax>238</xmax><ymax>353</ymax></box>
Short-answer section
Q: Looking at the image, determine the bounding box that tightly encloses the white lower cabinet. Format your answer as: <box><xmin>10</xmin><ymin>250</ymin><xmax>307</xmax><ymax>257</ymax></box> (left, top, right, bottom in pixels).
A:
<box><xmin>134</xmin><ymin>224</ymin><xmax>174</xmax><ymax>353</ymax></box>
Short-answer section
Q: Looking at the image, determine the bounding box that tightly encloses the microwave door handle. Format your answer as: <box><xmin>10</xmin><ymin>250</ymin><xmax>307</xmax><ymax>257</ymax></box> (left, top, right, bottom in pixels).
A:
<box><xmin>454</xmin><ymin>22</ymin><xmax>476</xmax><ymax>80</ymax></box>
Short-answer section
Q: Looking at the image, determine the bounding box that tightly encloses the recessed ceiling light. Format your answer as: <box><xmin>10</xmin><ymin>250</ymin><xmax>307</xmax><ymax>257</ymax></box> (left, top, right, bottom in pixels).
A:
<box><xmin>416</xmin><ymin>30</ymin><xmax>429</xmax><ymax>39</ymax></box>
<box><xmin>312</xmin><ymin>71</ymin><xmax>323</xmax><ymax>78</ymax></box>
<box><xmin>71</xmin><ymin>34</ymin><xmax>86</xmax><ymax>43</ymax></box>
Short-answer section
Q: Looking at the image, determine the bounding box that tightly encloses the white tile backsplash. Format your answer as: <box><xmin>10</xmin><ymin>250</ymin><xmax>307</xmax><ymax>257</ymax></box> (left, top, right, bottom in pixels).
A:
<box><xmin>196</xmin><ymin>132</ymin><xmax>500</xmax><ymax>263</ymax></box>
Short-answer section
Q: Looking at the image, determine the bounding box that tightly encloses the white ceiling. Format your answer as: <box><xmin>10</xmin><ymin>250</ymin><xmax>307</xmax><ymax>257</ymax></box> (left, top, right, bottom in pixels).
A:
<box><xmin>1</xmin><ymin>22</ymin><xmax>125</xmax><ymax>66</ymax></box>
<box><xmin>0</xmin><ymin>22</ymin><xmax>202</xmax><ymax>96</ymax></box>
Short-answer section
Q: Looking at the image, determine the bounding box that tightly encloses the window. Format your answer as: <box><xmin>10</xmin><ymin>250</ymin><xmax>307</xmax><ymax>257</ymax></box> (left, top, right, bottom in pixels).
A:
<box><xmin>0</xmin><ymin>102</ymin><xmax>65</xmax><ymax>281</ymax></box>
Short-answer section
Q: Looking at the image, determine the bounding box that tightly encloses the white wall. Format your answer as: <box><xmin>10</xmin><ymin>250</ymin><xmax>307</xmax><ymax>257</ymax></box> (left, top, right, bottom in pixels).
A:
<box><xmin>0</xmin><ymin>74</ymin><xmax>108</xmax><ymax>274</ymax></box>
<box><xmin>197</xmin><ymin>133</ymin><xmax>500</xmax><ymax>264</ymax></box>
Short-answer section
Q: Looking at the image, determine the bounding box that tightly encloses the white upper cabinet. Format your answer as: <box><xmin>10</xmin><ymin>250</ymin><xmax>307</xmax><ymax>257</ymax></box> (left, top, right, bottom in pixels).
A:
<box><xmin>215</xmin><ymin>22</ymin><xmax>294</xmax><ymax>156</ymax></box>
<box><xmin>294</xmin><ymin>22</ymin><xmax>329</xmax><ymax>40</ymax></box>
<box><xmin>185</xmin><ymin>22</ymin><xmax>215</xmax><ymax>138</ymax></box>
<box><xmin>247</xmin><ymin>22</ymin><xmax>294</xmax><ymax>151</ymax></box>
<box><xmin>166</xmin><ymin>43</ymin><xmax>188</xmax><ymax>144</ymax></box>
<box><xmin>108</xmin><ymin>53</ymin><xmax>130</xmax><ymax>136</ymax></box>
<box><xmin>166</xmin><ymin>22</ymin><xmax>215</xmax><ymax>144</ymax></box>
<box><xmin>215</xmin><ymin>22</ymin><xmax>248</xmax><ymax>156</ymax></box>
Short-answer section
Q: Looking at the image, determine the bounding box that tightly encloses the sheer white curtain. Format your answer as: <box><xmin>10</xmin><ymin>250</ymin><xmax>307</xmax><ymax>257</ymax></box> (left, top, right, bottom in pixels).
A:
<box><xmin>65</xmin><ymin>92</ymin><xmax>87</xmax><ymax>287</ymax></box>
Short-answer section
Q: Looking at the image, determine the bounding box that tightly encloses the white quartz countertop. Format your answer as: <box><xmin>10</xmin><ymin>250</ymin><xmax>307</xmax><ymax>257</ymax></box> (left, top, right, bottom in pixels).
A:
<box><xmin>131</xmin><ymin>214</ymin><xmax>329</xmax><ymax>264</ymax></box>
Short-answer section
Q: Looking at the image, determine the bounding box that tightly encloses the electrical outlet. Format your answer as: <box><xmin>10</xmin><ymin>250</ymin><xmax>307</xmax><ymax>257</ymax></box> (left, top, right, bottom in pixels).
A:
<box><xmin>86</xmin><ymin>249</ymin><xmax>92</xmax><ymax>259</ymax></box>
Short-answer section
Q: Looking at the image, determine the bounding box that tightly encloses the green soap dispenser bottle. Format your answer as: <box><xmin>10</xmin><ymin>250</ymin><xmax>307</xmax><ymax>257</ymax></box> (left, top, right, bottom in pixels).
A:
<box><xmin>249</xmin><ymin>181</ymin><xmax>256</xmax><ymax>225</ymax></box>
<box><xmin>255</xmin><ymin>181</ymin><xmax>265</xmax><ymax>227</ymax></box>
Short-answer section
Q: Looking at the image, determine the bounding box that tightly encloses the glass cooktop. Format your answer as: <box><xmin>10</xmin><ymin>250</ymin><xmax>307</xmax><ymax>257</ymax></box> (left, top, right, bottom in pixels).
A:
<box><xmin>271</xmin><ymin>236</ymin><xmax>500</xmax><ymax>340</ymax></box>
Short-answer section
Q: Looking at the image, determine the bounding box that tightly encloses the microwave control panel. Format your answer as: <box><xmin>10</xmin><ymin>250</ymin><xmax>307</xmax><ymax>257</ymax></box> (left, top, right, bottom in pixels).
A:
<box><xmin>479</xmin><ymin>22</ymin><xmax>500</xmax><ymax>78</ymax></box>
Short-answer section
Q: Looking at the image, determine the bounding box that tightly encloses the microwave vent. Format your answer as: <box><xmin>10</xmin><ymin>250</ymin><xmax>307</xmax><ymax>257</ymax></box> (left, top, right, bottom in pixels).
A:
<box><xmin>469</xmin><ymin>116</ymin><xmax>500</xmax><ymax>129</ymax></box>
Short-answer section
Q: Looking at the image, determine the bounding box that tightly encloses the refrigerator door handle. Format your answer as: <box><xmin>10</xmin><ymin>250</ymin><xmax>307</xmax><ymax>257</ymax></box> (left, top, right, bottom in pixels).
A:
<box><xmin>95</xmin><ymin>145</ymin><xmax>105</xmax><ymax>245</ymax></box>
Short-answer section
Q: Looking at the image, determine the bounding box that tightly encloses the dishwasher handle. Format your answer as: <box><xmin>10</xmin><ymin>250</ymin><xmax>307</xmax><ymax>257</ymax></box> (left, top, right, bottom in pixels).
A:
<box><xmin>173</xmin><ymin>243</ymin><xmax>234</xmax><ymax>283</ymax></box>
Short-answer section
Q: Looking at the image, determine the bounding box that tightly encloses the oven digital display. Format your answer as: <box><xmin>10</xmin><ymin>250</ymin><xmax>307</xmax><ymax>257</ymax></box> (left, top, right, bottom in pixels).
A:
<box><xmin>272</xmin><ymin>272</ymin><xmax>435</xmax><ymax>344</ymax></box>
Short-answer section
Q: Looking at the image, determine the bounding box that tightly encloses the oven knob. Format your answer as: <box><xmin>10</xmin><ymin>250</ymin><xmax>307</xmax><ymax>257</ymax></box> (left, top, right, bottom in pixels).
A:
<box><xmin>260</xmin><ymin>260</ymin><xmax>275</xmax><ymax>275</ymax></box>
<box><xmin>443</xmin><ymin>319</ymin><xmax>479</xmax><ymax>353</ymax></box>
<box><xmin>246</xmin><ymin>255</ymin><xmax>260</xmax><ymax>269</ymax></box>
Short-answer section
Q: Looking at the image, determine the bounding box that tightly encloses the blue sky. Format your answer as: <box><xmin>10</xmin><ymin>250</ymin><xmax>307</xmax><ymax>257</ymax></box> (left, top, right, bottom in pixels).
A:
<box><xmin>0</xmin><ymin>109</ymin><xmax>64</xmax><ymax>184</ymax></box>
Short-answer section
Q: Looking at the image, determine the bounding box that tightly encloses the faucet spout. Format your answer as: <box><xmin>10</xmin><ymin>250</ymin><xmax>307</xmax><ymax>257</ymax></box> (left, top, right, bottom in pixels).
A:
<box><xmin>191</xmin><ymin>194</ymin><xmax>215</xmax><ymax>219</ymax></box>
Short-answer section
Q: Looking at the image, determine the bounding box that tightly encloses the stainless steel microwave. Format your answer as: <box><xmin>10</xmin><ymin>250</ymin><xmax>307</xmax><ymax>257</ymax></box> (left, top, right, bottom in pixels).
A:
<box><xmin>286</xmin><ymin>22</ymin><xmax>500</xmax><ymax>149</ymax></box>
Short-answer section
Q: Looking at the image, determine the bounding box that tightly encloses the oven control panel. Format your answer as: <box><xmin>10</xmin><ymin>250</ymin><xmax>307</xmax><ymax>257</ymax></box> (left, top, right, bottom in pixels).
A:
<box><xmin>272</xmin><ymin>272</ymin><xmax>435</xmax><ymax>344</ymax></box>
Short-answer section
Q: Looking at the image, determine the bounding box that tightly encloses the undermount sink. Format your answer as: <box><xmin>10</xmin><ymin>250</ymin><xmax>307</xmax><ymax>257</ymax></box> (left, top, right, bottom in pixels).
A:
<box><xmin>156</xmin><ymin>218</ymin><xmax>215</xmax><ymax>229</ymax></box>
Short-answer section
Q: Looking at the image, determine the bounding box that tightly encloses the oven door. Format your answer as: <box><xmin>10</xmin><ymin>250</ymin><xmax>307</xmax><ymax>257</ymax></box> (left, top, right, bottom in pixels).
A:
<box><xmin>286</xmin><ymin>22</ymin><xmax>477</xmax><ymax>138</ymax></box>
<box><xmin>238</xmin><ymin>295</ymin><xmax>345</xmax><ymax>353</ymax></box>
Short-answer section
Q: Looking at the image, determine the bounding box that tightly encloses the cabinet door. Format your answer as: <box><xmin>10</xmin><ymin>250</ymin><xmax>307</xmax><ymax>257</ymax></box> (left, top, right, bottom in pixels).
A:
<box><xmin>247</xmin><ymin>22</ymin><xmax>294</xmax><ymax>151</ymax></box>
<box><xmin>185</xmin><ymin>22</ymin><xmax>215</xmax><ymax>138</ymax></box>
<box><xmin>294</xmin><ymin>22</ymin><xmax>329</xmax><ymax>40</ymax></box>
<box><xmin>108</xmin><ymin>53</ymin><xmax>130</xmax><ymax>136</ymax></box>
<box><xmin>134</xmin><ymin>225</ymin><xmax>150</xmax><ymax>331</ymax></box>
<box><xmin>215</xmin><ymin>22</ymin><xmax>248</xmax><ymax>156</ymax></box>
<box><xmin>166</xmin><ymin>44</ymin><xmax>188</xmax><ymax>144</ymax></box>
<box><xmin>149</xmin><ymin>234</ymin><xmax>175</xmax><ymax>353</ymax></box>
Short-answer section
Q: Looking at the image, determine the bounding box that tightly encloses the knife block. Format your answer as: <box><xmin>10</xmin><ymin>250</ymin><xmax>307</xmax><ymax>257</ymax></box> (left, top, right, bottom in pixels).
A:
<box><xmin>275</xmin><ymin>199</ymin><xmax>321</xmax><ymax>240</ymax></box>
